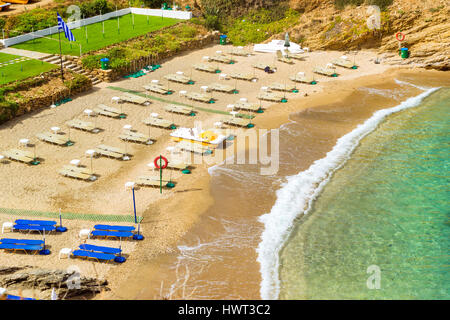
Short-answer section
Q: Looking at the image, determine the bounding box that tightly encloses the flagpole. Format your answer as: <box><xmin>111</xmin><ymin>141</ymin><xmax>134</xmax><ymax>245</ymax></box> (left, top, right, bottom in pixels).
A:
<box><xmin>58</xmin><ymin>29</ymin><xmax>64</xmax><ymax>81</ymax></box>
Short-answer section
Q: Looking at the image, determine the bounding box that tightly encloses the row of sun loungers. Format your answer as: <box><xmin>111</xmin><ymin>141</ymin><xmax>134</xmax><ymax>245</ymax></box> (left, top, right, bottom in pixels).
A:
<box><xmin>269</xmin><ymin>82</ymin><xmax>298</xmax><ymax>92</ymax></box>
<box><xmin>66</xmin><ymin>119</ymin><xmax>99</xmax><ymax>133</ymax></box>
<box><xmin>164</xmin><ymin>104</ymin><xmax>195</xmax><ymax>116</ymax></box>
<box><xmin>143</xmin><ymin>83</ymin><xmax>172</xmax><ymax>95</ymax></box>
<box><xmin>332</xmin><ymin>57</ymin><xmax>357</xmax><ymax>69</ymax></box>
<box><xmin>164</xmin><ymin>73</ymin><xmax>194</xmax><ymax>84</ymax></box>
<box><xmin>95</xmin><ymin>144</ymin><xmax>131</xmax><ymax>160</ymax></box>
<box><xmin>2</xmin><ymin>148</ymin><xmax>35</xmax><ymax>164</ymax></box>
<box><xmin>193</xmin><ymin>63</ymin><xmax>220</xmax><ymax>73</ymax></box>
<box><xmin>119</xmin><ymin>93</ymin><xmax>150</xmax><ymax>105</ymax></box>
<box><xmin>257</xmin><ymin>91</ymin><xmax>286</xmax><ymax>102</ymax></box>
<box><xmin>94</xmin><ymin>104</ymin><xmax>124</xmax><ymax>118</ymax></box>
<box><xmin>13</xmin><ymin>219</ymin><xmax>56</xmax><ymax>233</ymax></box>
<box><xmin>228</xmin><ymin>47</ymin><xmax>252</xmax><ymax>57</ymax></box>
<box><xmin>234</xmin><ymin>101</ymin><xmax>264</xmax><ymax>112</ymax></box>
<box><xmin>313</xmin><ymin>66</ymin><xmax>338</xmax><ymax>77</ymax></box>
<box><xmin>0</xmin><ymin>238</ymin><xmax>44</xmax><ymax>254</ymax></box>
<box><xmin>209</xmin><ymin>83</ymin><xmax>237</xmax><ymax>94</ymax></box>
<box><xmin>185</xmin><ymin>91</ymin><xmax>214</xmax><ymax>104</ymax></box>
<box><xmin>276</xmin><ymin>51</ymin><xmax>294</xmax><ymax>64</ymax></box>
<box><xmin>290</xmin><ymin>73</ymin><xmax>316</xmax><ymax>84</ymax></box>
<box><xmin>119</xmin><ymin>130</ymin><xmax>154</xmax><ymax>145</ymax></box>
<box><xmin>142</xmin><ymin>116</ymin><xmax>175</xmax><ymax>129</ymax></box>
<box><xmin>59</xmin><ymin>164</ymin><xmax>96</xmax><ymax>181</ymax></box>
<box><xmin>230</xmin><ymin>72</ymin><xmax>257</xmax><ymax>81</ymax></box>
<box><xmin>36</xmin><ymin>132</ymin><xmax>68</xmax><ymax>146</ymax></box>
<box><xmin>175</xmin><ymin>141</ymin><xmax>212</xmax><ymax>155</ymax></box>
<box><xmin>222</xmin><ymin>116</ymin><xmax>253</xmax><ymax>128</ymax></box>
<box><xmin>253</xmin><ymin>62</ymin><xmax>276</xmax><ymax>71</ymax></box>
<box><xmin>208</xmin><ymin>54</ymin><xmax>235</xmax><ymax>64</ymax></box>
<box><xmin>135</xmin><ymin>175</ymin><xmax>174</xmax><ymax>188</ymax></box>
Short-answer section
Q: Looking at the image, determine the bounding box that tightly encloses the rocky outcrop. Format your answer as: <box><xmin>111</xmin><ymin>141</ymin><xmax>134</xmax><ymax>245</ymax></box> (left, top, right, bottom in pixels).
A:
<box><xmin>0</xmin><ymin>266</ymin><xmax>109</xmax><ymax>300</ymax></box>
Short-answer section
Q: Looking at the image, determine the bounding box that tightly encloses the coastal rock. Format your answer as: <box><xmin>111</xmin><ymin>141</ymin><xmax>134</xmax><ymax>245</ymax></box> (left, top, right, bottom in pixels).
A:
<box><xmin>0</xmin><ymin>266</ymin><xmax>109</xmax><ymax>300</ymax></box>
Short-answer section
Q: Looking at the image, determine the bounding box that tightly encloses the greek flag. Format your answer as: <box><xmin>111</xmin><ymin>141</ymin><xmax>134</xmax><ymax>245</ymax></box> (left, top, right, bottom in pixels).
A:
<box><xmin>57</xmin><ymin>12</ymin><xmax>75</xmax><ymax>42</ymax></box>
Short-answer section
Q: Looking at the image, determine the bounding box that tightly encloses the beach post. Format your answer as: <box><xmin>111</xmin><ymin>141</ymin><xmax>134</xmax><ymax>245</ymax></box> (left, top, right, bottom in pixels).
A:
<box><xmin>39</xmin><ymin>228</ymin><xmax>50</xmax><ymax>255</ymax></box>
<box><xmin>132</xmin><ymin>186</ymin><xmax>137</xmax><ymax>223</ymax></box>
<box><xmin>56</xmin><ymin>208</ymin><xmax>67</xmax><ymax>232</ymax></box>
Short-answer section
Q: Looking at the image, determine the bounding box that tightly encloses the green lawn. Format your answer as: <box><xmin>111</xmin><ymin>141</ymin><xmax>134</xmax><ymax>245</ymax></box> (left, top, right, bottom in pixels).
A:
<box><xmin>12</xmin><ymin>14</ymin><xmax>180</xmax><ymax>56</ymax></box>
<box><xmin>0</xmin><ymin>52</ymin><xmax>57</xmax><ymax>85</ymax></box>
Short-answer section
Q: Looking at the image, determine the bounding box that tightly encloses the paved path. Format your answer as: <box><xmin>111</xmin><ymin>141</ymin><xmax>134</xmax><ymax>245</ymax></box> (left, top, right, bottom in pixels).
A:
<box><xmin>0</xmin><ymin>47</ymin><xmax>50</xmax><ymax>60</ymax></box>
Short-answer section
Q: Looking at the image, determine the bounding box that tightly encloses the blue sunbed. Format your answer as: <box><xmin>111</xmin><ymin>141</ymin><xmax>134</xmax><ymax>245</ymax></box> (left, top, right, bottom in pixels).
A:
<box><xmin>94</xmin><ymin>224</ymin><xmax>135</xmax><ymax>232</ymax></box>
<box><xmin>15</xmin><ymin>219</ymin><xmax>56</xmax><ymax>226</ymax></box>
<box><xmin>71</xmin><ymin>249</ymin><xmax>115</xmax><ymax>262</ymax></box>
<box><xmin>1</xmin><ymin>238</ymin><xmax>44</xmax><ymax>245</ymax></box>
<box><xmin>90</xmin><ymin>230</ymin><xmax>134</xmax><ymax>239</ymax></box>
<box><xmin>13</xmin><ymin>224</ymin><xmax>56</xmax><ymax>232</ymax></box>
<box><xmin>6</xmin><ymin>295</ymin><xmax>36</xmax><ymax>300</ymax></box>
<box><xmin>79</xmin><ymin>244</ymin><xmax>121</xmax><ymax>255</ymax></box>
<box><xmin>0</xmin><ymin>243</ymin><xmax>44</xmax><ymax>253</ymax></box>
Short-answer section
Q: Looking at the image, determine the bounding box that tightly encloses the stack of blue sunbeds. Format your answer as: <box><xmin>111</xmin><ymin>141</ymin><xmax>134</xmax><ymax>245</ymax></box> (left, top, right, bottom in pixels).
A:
<box><xmin>5</xmin><ymin>294</ymin><xmax>36</xmax><ymax>300</ymax></box>
<box><xmin>0</xmin><ymin>238</ymin><xmax>44</xmax><ymax>254</ymax></box>
<box><xmin>90</xmin><ymin>224</ymin><xmax>136</xmax><ymax>239</ymax></box>
<box><xmin>71</xmin><ymin>243</ymin><xmax>125</xmax><ymax>263</ymax></box>
<box><xmin>13</xmin><ymin>219</ymin><xmax>57</xmax><ymax>233</ymax></box>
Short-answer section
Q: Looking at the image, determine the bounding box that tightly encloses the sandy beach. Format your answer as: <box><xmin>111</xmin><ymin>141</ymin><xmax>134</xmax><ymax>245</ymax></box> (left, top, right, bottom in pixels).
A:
<box><xmin>3</xmin><ymin>43</ymin><xmax>446</xmax><ymax>299</ymax></box>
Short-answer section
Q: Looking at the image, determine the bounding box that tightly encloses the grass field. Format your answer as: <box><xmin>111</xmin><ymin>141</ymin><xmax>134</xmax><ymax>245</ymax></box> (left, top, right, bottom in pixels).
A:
<box><xmin>0</xmin><ymin>52</ymin><xmax>57</xmax><ymax>85</ymax></box>
<box><xmin>12</xmin><ymin>14</ymin><xmax>181</xmax><ymax>56</ymax></box>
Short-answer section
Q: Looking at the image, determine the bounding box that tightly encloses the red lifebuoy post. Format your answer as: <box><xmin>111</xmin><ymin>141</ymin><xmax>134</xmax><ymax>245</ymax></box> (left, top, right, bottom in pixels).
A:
<box><xmin>154</xmin><ymin>155</ymin><xmax>169</xmax><ymax>193</ymax></box>
<box><xmin>396</xmin><ymin>32</ymin><xmax>405</xmax><ymax>42</ymax></box>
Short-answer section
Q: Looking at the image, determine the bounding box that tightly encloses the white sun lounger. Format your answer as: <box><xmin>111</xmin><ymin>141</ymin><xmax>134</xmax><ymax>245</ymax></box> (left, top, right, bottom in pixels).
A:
<box><xmin>143</xmin><ymin>84</ymin><xmax>172</xmax><ymax>95</ymax></box>
<box><xmin>209</xmin><ymin>54</ymin><xmax>235</xmax><ymax>64</ymax></box>
<box><xmin>222</xmin><ymin>116</ymin><xmax>253</xmax><ymax>128</ymax></box>
<box><xmin>269</xmin><ymin>82</ymin><xmax>297</xmax><ymax>92</ymax></box>
<box><xmin>253</xmin><ymin>62</ymin><xmax>276</xmax><ymax>71</ymax></box>
<box><xmin>136</xmin><ymin>175</ymin><xmax>174</xmax><ymax>188</ymax></box>
<box><xmin>94</xmin><ymin>104</ymin><xmax>123</xmax><ymax>118</ymax></box>
<box><xmin>332</xmin><ymin>58</ymin><xmax>357</xmax><ymax>69</ymax></box>
<box><xmin>142</xmin><ymin>116</ymin><xmax>175</xmax><ymax>129</ymax></box>
<box><xmin>257</xmin><ymin>91</ymin><xmax>285</xmax><ymax>102</ymax></box>
<box><xmin>164</xmin><ymin>105</ymin><xmax>195</xmax><ymax>116</ymax></box>
<box><xmin>193</xmin><ymin>63</ymin><xmax>220</xmax><ymax>73</ymax></box>
<box><xmin>290</xmin><ymin>73</ymin><xmax>316</xmax><ymax>84</ymax></box>
<box><xmin>313</xmin><ymin>67</ymin><xmax>338</xmax><ymax>77</ymax></box>
<box><xmin>164</xmin><ymin>73</ymin><xmax>193</xmax><ymax>84</ymax></box>
<box><xmin>209</xmin><ymin>83</ymin><xmax>237</xmax><ymax>93</ymax></box>
<box><xmin>175</xmin><ymin>141</ymin><xmax>212</xmax><ymax>155</ymax></box>
<box><xmin>59</xmin><ymin>165</ymin><xmax>96</xmax><ymax>181</ymax></box>
<box><xmin>276</xmin><ymin>50</ymin><xmax>294</xmax><ymax>64</ymax></box>
<box><xmin>228</xmin><ymin>47</ymin><xmax>252</xmax><ymax>57</ymax></box>
<box><xmin>120</xmin><ymin>93</ymin><xmax>150</xmax><ymax>105</ymax></box>
<box><xmin>36</xmin><ymin>132</ymin><xmax>68</xmax><ymax>146</ymax></box>
<box><xmin>119</xmin><ymin>131</ymin><xmax>154</xmax><ymax>144</ymax></box>
<box><xmin>230</xmin><ymin>72</ymin><xmax>257</xmax><ymax>81</ymax></box>
<box><xmin>234</xmin><ymin>101</ymin><xmax>263</xmax><ymax>112</ymax></box>
<box><xmin>66</xmin><ymin>119</ymin><xmax>99</xmax><ymax>133</ymax></box>
<box><xmin>185</xmin><ymin>91</ymin><xmax>214</xmax><ymax>103</ymax></box>
<box><xmin>2</xmin><ymin>149</ymin><xmax>35</xmax><ymax>164</ymax></box>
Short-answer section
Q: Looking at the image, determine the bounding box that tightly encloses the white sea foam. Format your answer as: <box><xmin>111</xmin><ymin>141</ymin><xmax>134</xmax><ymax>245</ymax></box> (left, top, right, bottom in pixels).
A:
<box><xmin>395</xmin><ymin>79</ymin><xmax>429</xmax><ymax>91</ymax></box>
<box><xmin>256</xmin><ymin>87</ymin><xmax>440</xmax><ymax>300</ymax></box>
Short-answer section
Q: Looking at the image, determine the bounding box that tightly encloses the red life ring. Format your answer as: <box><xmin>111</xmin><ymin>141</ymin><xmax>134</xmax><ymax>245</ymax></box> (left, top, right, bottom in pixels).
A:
<box><xmin>396</xmin><ymin>32</ymin><xmax>405</xmax><ymax>42</ymax></box>
<box><xmin>154</xmin><ymin>156</ymin><xmax>168</xmax><ymax>169</ymax></box>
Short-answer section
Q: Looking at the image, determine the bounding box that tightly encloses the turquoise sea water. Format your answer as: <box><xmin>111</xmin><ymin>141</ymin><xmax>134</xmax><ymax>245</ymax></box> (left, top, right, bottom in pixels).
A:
<box><xmin>279</xmin><ymin>88</ymin><xmax>450</xmax><ymax>299</ymax></box>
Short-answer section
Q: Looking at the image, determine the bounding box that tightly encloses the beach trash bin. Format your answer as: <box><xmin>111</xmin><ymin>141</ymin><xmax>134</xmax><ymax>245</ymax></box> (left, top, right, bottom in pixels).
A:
<box><xmin>100</xmin><ymin>57</ymin><xmax>110</xmax><ymax>70</ymax></box>
<box><xmin>220</xmin><ymin>35</ymin><xmax>227</xmax><ymax>45</ymax></box>
<box><xmin>400</xmin><ymin>48</ymin><xmax>410</xmax><ymax>59</ymax></box>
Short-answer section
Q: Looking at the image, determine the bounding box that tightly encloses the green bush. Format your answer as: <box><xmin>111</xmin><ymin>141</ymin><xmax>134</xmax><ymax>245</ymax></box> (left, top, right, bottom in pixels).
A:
<box><xmin>223</xmin><ymin>8</ymin><xmax>300</xmax><ymax>46</ymax></box>
<box><xmin>80</xmin><ymin>0</ymin><xmax>114</xmax><ymax>18</ymax></box>
<box><xmin>143</xmin><ymin>0</ymin><xmax>166</xmax><ymax>8</ymax></box>
<box><xmin>204</xmin><ymin>15</ymin><xmax>220</xmax><ymax>30</ymax></box>
<box><xmin>64</xmin><ymin>73</ymin><xmax>91</xmax><ymax>91</ymax></box>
